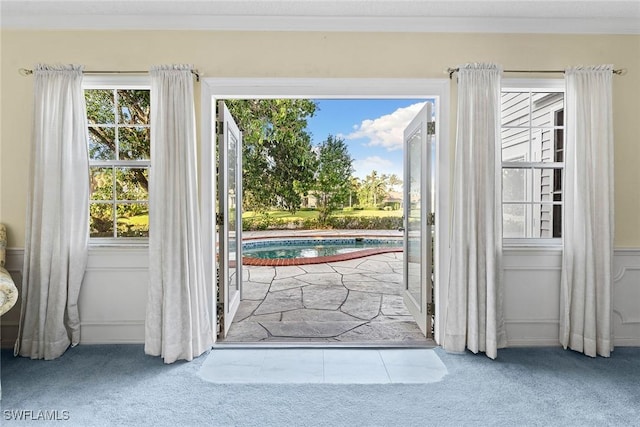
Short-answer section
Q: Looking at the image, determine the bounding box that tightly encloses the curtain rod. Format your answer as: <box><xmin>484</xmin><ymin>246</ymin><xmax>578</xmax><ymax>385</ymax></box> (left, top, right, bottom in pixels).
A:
<box><xmin>18</xmin><ymin>68</ymin><xmax>200</xmax><ymax>82</ymax></box>
<box><xmin>446</xmin><ymin>67</ymin><xmax>627</xmax><ymax>79</ymax></box>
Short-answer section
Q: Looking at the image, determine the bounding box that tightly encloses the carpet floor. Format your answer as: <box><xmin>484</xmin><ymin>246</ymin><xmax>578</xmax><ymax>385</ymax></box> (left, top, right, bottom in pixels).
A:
<box><xmin>1</xmin><ymin>345</ymin><xmax>639</xmax><ymax>426</ymax></box>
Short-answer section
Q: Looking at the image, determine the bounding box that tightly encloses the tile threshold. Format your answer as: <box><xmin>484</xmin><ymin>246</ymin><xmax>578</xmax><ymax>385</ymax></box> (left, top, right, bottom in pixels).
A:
<box><xmin>213</xmin><ymin>341</ymin><xmax>436</xmax><ymax>349</ymax></box>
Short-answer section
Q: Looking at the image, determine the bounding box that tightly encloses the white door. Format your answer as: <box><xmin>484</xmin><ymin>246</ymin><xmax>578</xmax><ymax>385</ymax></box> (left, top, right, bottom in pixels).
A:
<box><xmin>403</xmin><ymin>102</ymin><xmax>435</xmax><ymax>337</ymax></box>
<box><xmin>217</xmin><ymin>101</ymin><xmax>243</xmax><ymax>337</ymax></box>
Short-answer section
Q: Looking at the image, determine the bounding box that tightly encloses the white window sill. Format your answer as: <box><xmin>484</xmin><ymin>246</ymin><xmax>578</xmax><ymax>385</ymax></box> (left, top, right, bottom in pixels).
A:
<box><xmin>503</xmin><ymin>240</ymin><xmax>562</xmax><ymax>251</ymax></box>
<box><xmin>89</xmin><ymin>240</ymin><xmax>149</xmax><ymax>249</ymax></box>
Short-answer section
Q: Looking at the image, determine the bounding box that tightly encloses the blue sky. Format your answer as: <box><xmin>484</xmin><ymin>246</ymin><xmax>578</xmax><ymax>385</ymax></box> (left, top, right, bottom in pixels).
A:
<box><xmin>306</xmin><ymin>99</ymin><xmax>430</xmax><ymax>180</ymax></box>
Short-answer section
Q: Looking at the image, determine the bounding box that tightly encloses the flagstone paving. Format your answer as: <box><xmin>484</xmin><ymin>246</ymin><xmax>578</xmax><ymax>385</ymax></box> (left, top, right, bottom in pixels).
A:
<box><xmin>222</xmin><ymin>251</ymin><xmax>431</xmax><ymax>345</ymax></box>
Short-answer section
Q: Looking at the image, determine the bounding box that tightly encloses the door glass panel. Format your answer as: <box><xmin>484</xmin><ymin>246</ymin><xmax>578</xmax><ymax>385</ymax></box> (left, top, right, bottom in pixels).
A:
<box><xmin>406</xmin><ymin>128</ymin><xmax>422</xmax><ymax>303</ymax></box>
<box><xmin>227</xmin><ymin>128</ymin><xmax>239</xmax><ymax>306</ymax></box>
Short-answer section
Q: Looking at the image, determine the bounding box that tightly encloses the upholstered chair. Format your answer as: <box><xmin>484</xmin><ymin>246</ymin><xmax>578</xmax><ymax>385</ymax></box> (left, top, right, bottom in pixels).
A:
<box><xmin>0</xmin><ymin>224</ymin><xmax>18</xmax><ymax>316</ymax></box>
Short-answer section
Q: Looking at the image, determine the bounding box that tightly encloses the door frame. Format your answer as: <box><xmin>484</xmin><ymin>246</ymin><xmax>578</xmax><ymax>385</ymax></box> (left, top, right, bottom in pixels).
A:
<box><xmin>200</xmin><ymin>78</ymin><xmax>450</xmax><ymax>344</ymax></box>
<box><xmin>217</xmin><ymin>101</ymin><xmax>244</xmax><ymax>337</ymax></box>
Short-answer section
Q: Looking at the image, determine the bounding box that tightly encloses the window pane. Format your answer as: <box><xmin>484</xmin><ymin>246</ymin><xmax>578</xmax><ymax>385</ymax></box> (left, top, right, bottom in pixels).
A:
<box><xmin>88</xmin><ymin>127</ymin><xmax>115</xmax><ymax>160</ymax></box>
<box><xmin>531</xmin><ymin>92</ymin><xmax>564</xmax><ymax>127</ymax></box>
<box><xmin>118</xmin><ymin>90</ymin><xmax>150</xmax><ymax>125</ymax></box>
<box><xmin>90</xmin><ymin>203</ymin><xmax>114</xmax><ymax>237</ymax></box>
<box><xmin>116</xmin><ymin>203</ymin><xmax>149</xmax><ymax>237</ymax></box>
<box><xmin>502</xmin><ymin>168</ymin><xmax>528</xmax><ymax>202</ymax></box>
<box><xmin>501</xmin><ymin>92</ymin><xmax>530</xmax><ymax>127</ymax></box>
<box><xmin>535</xmin><ymin>204</ymin><xmax>559</xmax><ymax>238</ymax></box>
<box><xmin>554</xmin><ymin>128</ymin><xmax>564</xmax><ymax>162</ymax></box>
<box><xmin>553</xmin><ymin>169</ymin><xmax>562</xmax><ymax>194</ymax></box>
<box><xmin>116</xmin><ymin>168</ymin><xmax>149</xmax><ymax>201</ymax></box>
<box><xmin>533</xmin><ymin>169</ymin><xmax>563</xmax><ymax>203</ymax></box>
<box><xmin>90</xmin><ymin>167</ymin><xmax>113</xmax><ymax>201</ymax></box>
<box><xmin>119</xmin><ymin>127</ymin><xmax>150</xmax><ymax>160</ymax></box>
<box><xmin>85</xmin><ymin>89</ymin><xmax>115</xmax><ymax>124</ymax></box>
<box><xmin>553</xmin><ymin>205</ymin><xmax>562</xmax><ymax>238</ymax></box>
<box><xmin>503</xmin><ymin>204</ymin><xmax>526</xmax><ymax>238</ymax></box>
<box><xmin>501</xmin><ymin>127</ymin><xmax>530</xmax><ymax>161</ymax></box>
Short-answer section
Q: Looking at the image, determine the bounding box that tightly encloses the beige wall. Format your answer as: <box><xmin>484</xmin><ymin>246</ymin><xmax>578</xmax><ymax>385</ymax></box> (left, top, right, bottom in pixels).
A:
<box><xmin>1</xmin><ymin>30</ymin><xmax>639</xmax><ymax>246</ymax></box>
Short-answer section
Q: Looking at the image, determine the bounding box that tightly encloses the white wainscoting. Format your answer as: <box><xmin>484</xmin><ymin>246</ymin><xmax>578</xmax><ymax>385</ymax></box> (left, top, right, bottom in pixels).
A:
<box><xmin>611</xmin><ymin>249</ymin><xmax>640</xmax><ymax>346</ymax></box>
<box><xmin>2</xmin><ymin>246</ymin><xmax>149</xmax><ymax>348</ymax></box>
<box><xmin>503</xmin><ymin>247</ymin><xmax>640</xmax><ymax>347</ymax></box>
<box><xmin>2</xmin><ymin>246</ymin><xmax>639</xmax><ymax>348</ymax></box>
<box><xmin>503</xmin><ymin>247</ymin><xmax>564</xmax><ymax>346</ymax></box>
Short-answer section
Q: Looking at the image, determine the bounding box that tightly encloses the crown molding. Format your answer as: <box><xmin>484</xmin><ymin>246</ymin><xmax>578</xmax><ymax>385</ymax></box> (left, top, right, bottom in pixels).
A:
<box><xmin>2</xmin><ymin>14</ymin><xmax>639</xmax><ymax>34</ymax></box>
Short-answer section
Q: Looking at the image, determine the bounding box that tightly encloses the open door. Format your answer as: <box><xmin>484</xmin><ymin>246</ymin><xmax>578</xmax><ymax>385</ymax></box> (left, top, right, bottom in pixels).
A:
<box><xmin>403</xmin><ymin>102</ymin><xmax>435</xmax><ymax>337</ymax></box>
<box><xmin>217</xmin><ymin>101</ymin><xmax>243</xmax><ymax>338</ymax></box>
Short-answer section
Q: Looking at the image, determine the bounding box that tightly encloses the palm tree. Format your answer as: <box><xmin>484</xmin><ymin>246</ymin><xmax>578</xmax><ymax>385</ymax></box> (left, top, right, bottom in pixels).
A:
<box><xmin>360</xmin><ymin>171</ymin><xmax>387</xmax><ymax>208</ymax></box>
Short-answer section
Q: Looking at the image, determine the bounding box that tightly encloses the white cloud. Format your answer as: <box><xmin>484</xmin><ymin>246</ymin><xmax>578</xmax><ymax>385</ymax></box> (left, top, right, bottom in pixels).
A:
<box><xmin>345</xmin><ymin>102</ymin><xmax>427</xmax><ymax>151</ymax></box>
<box><xmin>353</xmin><ymin>156</ymin><xmax>402</xmax><ymax>180</ymax></box>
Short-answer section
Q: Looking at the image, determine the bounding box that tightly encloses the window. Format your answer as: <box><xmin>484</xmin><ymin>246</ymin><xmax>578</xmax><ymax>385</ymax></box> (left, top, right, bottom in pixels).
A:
<box><xmin>85</xmin><ymin>84</ymin><xmax>151</xmax><ymax>239</ymax></box>
<box><xmin>501</xmin><ymin>83</ymin><xmax>564</xmax><ymax>241</ymax></box>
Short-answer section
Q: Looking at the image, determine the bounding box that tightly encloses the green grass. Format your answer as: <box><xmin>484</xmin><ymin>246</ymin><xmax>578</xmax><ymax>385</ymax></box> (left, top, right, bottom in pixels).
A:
<box><xmin>119</xmin><ymin>214</ymin><xmax>150</xmax><ymax>226</ymax></box>
<box><xmin>110</xmin><ymin>208</ymin><xmax>401</xmax><ymax>233</ymax></box>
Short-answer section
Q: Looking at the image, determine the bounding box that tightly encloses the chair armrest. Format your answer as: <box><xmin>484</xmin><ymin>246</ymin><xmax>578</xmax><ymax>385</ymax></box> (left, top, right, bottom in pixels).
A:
<box><xmin>0</xmin><ymin>266</ymin><xmax>18</xmax><ymax>316</ymax></box>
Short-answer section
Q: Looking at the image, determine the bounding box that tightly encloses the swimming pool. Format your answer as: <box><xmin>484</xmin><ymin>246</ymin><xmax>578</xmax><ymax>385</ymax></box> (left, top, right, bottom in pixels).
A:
<box><xmin>242</xmin><ymin>237</ymin><xmax>403</xmax><ymax>266</ymax></box>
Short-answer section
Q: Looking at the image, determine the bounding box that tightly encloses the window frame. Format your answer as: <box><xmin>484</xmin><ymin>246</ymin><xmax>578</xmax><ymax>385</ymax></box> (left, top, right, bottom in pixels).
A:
<box><xmin>83</xmin><ymin>75</ymin><xmax>151</xmax><ymax>246</ymax></box>
<box><xmin>501</xmin><ymin>78</ymin><xmax>565</xmax><ymax>247</ymax></box>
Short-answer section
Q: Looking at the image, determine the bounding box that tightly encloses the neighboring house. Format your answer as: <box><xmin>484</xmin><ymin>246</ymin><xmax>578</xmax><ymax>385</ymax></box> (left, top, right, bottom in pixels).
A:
<box><xmin>302</xmin><ymin>194</ymin><xmax>318</xmax><ymax>209</ymax></box>
<box><xmin>383</xmin><ymin>190</ymin><xmax>403</xmax><ymax>210</ymax></box>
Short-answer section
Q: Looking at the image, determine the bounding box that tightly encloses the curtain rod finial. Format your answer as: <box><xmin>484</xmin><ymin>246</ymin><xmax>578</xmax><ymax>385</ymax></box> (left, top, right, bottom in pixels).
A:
<box><xmin>446</xmin><ymin>67</ymin><xmax>458</xmax><ymax>79</ymax></box>
<box><xmin>19</xmin><ymin>68</ymin><xmax>33</xmax><ymax>76</ymax></box>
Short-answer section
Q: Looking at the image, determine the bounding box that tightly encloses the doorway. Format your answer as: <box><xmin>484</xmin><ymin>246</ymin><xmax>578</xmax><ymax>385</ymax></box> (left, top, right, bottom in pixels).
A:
<box><xmin>200</xmin><ymin>78</ymin><xmax>450</xmax><ymax>346</ymax></box>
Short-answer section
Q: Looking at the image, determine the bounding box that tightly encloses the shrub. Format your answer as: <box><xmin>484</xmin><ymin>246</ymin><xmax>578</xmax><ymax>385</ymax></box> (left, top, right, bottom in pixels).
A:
<box><xmin>241</xmin><ymin>212</ymin><xmax>403</xmax><ymax>231</ymax></box>
<box><xmin>325</xmin><ymin>216</ymin><xmax>402</xmax><ymax>230</ymax></box>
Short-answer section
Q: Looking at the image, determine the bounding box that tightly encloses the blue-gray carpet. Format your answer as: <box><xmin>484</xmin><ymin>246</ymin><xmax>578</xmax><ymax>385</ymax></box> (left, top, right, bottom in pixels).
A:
<box><xmin>1</xmin><ymin>345</ymin><xmax>639</xmax><ymax>426</ymax></box>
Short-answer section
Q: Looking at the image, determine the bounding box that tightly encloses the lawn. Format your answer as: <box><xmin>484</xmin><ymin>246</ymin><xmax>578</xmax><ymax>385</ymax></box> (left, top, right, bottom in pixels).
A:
<box><xmin>120</xmin><ymin>208</ymin><xmax>403</xmax><ymax>233</ymax></box>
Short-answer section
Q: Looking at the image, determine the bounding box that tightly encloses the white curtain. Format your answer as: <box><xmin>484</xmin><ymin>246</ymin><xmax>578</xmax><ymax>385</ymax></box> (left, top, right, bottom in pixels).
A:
<box><xmin>560</xmin><ymin>65</ymin><xmax>614</xmax><ymax>358</ymax></box>
<box><xmin>444</xmin><ymin>63</ymin><xmax>506</xmax><ymax>359</ymax></box>
<box><xmin>15</xmin><ymin>64</ymin><xmax>89</xmax><ymax>360</ymax></box>
<box><xmin>145</xmin><ymin>65</ymin><xmax>213</xmax><ymax>363</ymax></box>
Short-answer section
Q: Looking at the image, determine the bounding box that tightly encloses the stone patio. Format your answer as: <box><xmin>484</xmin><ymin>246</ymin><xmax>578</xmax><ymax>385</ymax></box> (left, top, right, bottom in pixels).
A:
<box><xmin>221</xmin><ymin>251</ymin><xmax>431</xmax><ymax>345</ymax></box>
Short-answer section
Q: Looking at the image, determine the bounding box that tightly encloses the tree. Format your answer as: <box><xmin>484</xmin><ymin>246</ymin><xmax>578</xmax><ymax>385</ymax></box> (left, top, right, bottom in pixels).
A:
<box><xmin>357</xmin><ymin>171</ymin><xmax>402</xmax><ymax>208</ymax></box>
<box><xmin>359</xmin><ymin>170</ymin><xmax>387</xmax><ymax>208</ymax></box>
<box><xmin>347</xmin><ymin>176</ymin><xmax>361</xmax><ymax>207</ymax></box>
<box><xmin>312</xmin><ymin>135</ymin><xmax>354</xmax><ymax>225</ymax></box>
<box><xmin>386</xmin><ymin>173</ymin><xmax>403</xmax><ymax>191</ymax></box>
<box><xmin>225</xmin><ymin>99</ymin><xmax>317</xmax><ymax>213</ymax></box>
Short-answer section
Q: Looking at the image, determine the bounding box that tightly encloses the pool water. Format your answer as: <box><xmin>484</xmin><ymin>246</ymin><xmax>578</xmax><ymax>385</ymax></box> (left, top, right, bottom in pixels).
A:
<box><xmin>242</xmin><ymin>238</ymin><xmax>402</xmax><ymax>259</ymax></box>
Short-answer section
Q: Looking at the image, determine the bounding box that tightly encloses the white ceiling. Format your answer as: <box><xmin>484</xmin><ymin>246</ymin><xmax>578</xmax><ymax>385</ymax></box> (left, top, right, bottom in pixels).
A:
<box><xmin>1</xmin><ymin>0</ymin><xmax>639</xmax><ymax>33</ymax></box>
